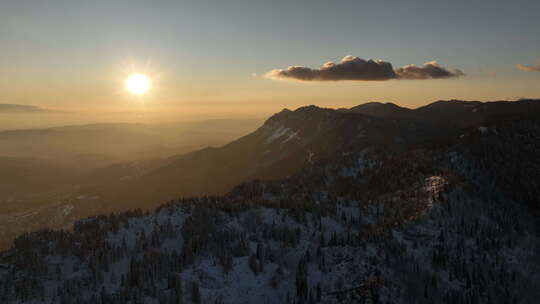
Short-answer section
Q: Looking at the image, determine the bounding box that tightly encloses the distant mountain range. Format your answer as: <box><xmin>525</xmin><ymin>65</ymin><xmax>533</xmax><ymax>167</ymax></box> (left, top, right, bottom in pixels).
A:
<box><xmin>0</xmin><ymin>104</ymin><xmax>61</xmax><ymax>113</ymax></box>
<box><xmin>0</xmin><ymin>119</ymin><xmax>262</xmax><ymax>249</ymax></box>
<box><xmin>345</xmin><ymin>98</ymin><xmax>540</xmax><ymax>127</ymax></box>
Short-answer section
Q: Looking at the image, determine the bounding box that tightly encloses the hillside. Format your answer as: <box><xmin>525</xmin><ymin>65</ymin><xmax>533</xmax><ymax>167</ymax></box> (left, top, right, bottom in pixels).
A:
<box><xmin>78</xmin><ymin>100</ymin><xmax>540</xmax><ymax>212</ymax></box>
<box><xmin>2</xmin><ymin>99</ymin><xmax>539</xmax><ymax>252</ymax></box>
<box><xmin>101</xmin><ymin>106</ymin><xmax>411</xmax><ymax>205</ymax></box>
<box><xmin>1</xmin><ymin>102</ymin><xmax>540</xmax><ymax>303</ymax></box>
<box><xmin>1</xmin><ymin>113</ymin><xmax>539</xmax><ymax>303</ymax></box>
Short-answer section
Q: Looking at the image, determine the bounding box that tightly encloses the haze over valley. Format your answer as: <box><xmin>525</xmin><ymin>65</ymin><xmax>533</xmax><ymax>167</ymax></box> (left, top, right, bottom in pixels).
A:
<box><xmin>0</xmin><ymin>113</ymin><xmax>262</xmax><ymax>248</ymax></box>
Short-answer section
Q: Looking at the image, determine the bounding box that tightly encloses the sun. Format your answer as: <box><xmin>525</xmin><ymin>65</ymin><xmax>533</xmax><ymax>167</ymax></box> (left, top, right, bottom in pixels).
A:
<box><xmin>125</xmin><ymin>74</ymin><xmax>151</xmax><ymax>95</ymax></box>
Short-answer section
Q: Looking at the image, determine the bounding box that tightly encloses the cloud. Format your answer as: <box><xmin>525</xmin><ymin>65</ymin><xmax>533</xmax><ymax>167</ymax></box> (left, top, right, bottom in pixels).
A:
<box><xmin>516</xmin><ymin>63</ymin><xmax>540</xmax><ymax>72</ymax></box>
<box><xmin>395</xmin><ymin>61</ymin><xmax>464</xmax><ymax>79</ymax></box>
<box><xmin>266</xmin><ymin>56</ymin><xmax>463</xmax><ymax>82</ymax></box>
<box><xmin>265</xmin><ymin>56</ymin><xmax>396</xmax><ymax>81</ymax></box>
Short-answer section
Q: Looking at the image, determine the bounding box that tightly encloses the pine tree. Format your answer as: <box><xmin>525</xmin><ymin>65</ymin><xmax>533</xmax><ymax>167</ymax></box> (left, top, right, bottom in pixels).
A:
<box><xmin>192</xmin><ymin>281</ymin><xmax>201</xmax><ymax>304</ymax></box>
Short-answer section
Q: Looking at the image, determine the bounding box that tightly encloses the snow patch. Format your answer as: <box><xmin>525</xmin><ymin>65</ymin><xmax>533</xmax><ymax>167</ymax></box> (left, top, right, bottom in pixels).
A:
<box><xmin>61</xmin><ymin>204</ymin><xmax>74</xmax><ymax>217</ymax></box>
<box><xmin>307</xmin><ymin>151</ymin><xmax>315</xmax><ymax>163</ymax></box>
<box><xmin>265</xmin><ymin>124</ymin><xmax>300</xmax><ymax>144</ymax></box>
<box><xmin>424</xmin><ymin>175</ymin><xmax>446</xmax><ymax>207</ymax></box>
<box><xmin>281</xmin><ymin>131</ymin><xmax>299</xmax><ymax>143</ymax></box>
<box><xmin>265</xmin><ymin>125</ymin><xmax>291</xmax><ymax>143</ymax></box>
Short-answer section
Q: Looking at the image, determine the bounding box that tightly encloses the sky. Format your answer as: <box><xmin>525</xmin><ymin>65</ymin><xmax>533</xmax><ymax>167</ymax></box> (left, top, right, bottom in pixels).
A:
<box><xmin>1</xmin><ymin>0</ymin><xmax>540</xmax><ymax>118</ymax></box>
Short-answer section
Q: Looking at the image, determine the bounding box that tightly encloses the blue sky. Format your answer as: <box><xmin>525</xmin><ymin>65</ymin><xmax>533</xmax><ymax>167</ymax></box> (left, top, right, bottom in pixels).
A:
<box><xmin>1</xmin><ymin>0</ymin><xmax>539</xmax><ymax>112</ymax></box>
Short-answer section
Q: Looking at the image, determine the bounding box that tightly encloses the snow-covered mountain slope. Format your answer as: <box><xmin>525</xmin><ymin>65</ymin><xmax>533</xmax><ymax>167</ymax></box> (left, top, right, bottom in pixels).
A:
<box><xmin>1</xmin><ymin>114</ymin><xmax>540</xmax><ymax>303</ymax></box>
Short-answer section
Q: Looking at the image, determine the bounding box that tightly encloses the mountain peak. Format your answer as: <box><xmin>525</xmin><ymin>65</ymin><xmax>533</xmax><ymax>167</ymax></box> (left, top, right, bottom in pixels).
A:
<box><xmin>350</xmin><ymin>102</ymin><xmax>408</xmax><ymax>110</ymax></box>
<box><xmin>347</xmin><ymin>102</ymin><xmax>411</xmax><ymax>118</ymax></box>
<box><xmin>264</xmin><ymin>105</ymin><xmax>333</xmax><ymax>125</ymax></box>
<box><xmin>358</xmin><ymin>101</ymin><xmax>398</xmax><ymax>107</ymax></box>
<box><xmin>279</xmin><ymin>108</ymin><xmax>292</xmax><ymax>113</ymax></box>
<box><xmin>265</xmin><ymin>108</ymin><xmax>292</xmax><ymax>124</ymax></box>
<box><xmin>419</xmin><ymin>99</ymin><xmax>482</xmax><ymax>109</ymax></box>
<box><xmin>295</xmin><ymin>104</ymin><xmax>323</xmax><ymax>111</ymax></box>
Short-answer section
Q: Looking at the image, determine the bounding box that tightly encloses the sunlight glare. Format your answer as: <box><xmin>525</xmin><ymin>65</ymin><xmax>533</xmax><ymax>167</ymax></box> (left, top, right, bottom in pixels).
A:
<box><xmin>125</xmin><ymin>74</ymin><xmax>151</xmax><ymax>95</ymax></box>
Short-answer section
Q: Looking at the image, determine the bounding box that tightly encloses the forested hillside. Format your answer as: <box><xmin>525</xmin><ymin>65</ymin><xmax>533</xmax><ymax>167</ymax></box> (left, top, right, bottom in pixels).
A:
<box><xmin>1</xmin><ymin>112</ymin><xmax>539</xmax><ymax>303</ymax></box>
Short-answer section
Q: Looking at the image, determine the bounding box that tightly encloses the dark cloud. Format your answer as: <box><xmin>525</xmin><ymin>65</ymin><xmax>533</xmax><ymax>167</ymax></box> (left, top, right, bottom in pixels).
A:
<box><xmin>266</xmin><ymin>56</ymin><xmax>464</xmax><ymax>82</ymax></box>
<box><xmin>516</xmin><ymin>63</ymin><xmax>540</xmax><ymax>72</ymax></box>
<box><xmin>395</xmin><ymin>61</ymin><xmax>464</xmax><ymax>79</ymax></box>
<box><xmin>265</xmin><ymin>56</ymin><xmax>396</xmax><ymax>81</ymax></box>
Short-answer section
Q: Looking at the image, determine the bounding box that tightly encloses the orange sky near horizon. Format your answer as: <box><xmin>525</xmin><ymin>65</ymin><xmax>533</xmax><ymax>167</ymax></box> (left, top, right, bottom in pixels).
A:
<box><xmin>1</xmin><ymin>0</ymin><xmax>539</xmax><ymax>121</ymax></box>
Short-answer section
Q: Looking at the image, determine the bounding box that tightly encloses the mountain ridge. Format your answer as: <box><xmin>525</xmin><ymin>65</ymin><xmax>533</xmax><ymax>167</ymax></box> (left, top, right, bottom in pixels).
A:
<box><xmin>0</xmin><ymin>104</ymin><xmax>62</xmax><ymax>113</ymax></box>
